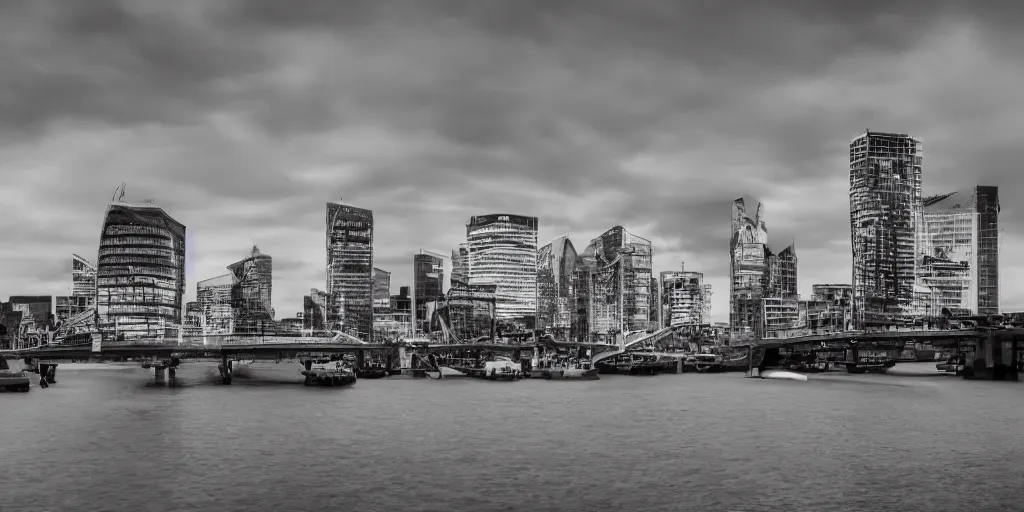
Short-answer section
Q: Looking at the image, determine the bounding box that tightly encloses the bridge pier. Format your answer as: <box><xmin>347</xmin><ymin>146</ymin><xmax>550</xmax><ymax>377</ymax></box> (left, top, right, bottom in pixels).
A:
<box><xmin>356</xmin><ymin>350</ymin><xmax>366</xmax><ymax>369</ymax></box>
<box><xmin>220</xmin><ymin>354</ymin><xmax>233</xmax><ymax>385</ymax></box>
<box><xmin>531</xmin><ymin>347</ymin><xmax>539</xmax><ymax>369</ymax></box>
<box><xmin>154</xmin><ymin>365</ymin><xmax>166</xmax><ymax>383</ymax></box>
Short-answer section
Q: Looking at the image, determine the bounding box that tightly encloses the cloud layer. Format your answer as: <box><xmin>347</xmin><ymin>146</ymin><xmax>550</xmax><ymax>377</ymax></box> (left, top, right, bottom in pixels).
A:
<box><xmin>2</xmin><ymin>0</ymin><xmax>1023</xmax><ymax>321</ymax></box>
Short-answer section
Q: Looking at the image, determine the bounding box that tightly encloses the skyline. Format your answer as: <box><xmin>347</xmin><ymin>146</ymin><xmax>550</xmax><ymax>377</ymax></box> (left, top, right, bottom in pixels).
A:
<box><xmin>2</xmin><ymin>1</ymin><xmax>1023</xmax><ymax>323</ymax></box>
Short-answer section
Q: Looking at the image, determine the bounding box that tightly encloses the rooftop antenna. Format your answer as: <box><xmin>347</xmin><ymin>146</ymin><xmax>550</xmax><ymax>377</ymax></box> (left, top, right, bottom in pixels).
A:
<box><xmin>111</xmin><ymin>182</ymin><xmax>126</xmax><ymax>202</ymax></box>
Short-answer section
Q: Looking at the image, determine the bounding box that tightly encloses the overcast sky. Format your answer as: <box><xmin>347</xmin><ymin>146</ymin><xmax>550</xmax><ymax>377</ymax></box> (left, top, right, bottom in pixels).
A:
<box><xmin>1</xmin><ymin>0</ymin><xmax>1022</xmax><ymax>323</ymax></box>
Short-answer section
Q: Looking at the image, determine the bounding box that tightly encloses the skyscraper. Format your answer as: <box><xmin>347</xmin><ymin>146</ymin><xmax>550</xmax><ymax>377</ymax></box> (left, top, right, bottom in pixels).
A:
<box><xmin>227</xmin><ymin>245</ymin><xmax>274</xmax><ymax>334</ymax></box>
<box><xmin>95</xmin><ymin>202</ymin><xmax>186</xmax><ymax>340</ymax></box>
<box><xmin>72</xmin><ymin>254</ymin><xmax>97</xmax><ymax>304</ymax></box>
<box><xmin>326</xmin><ymin>201</ymin><xmax>374</xmax><ymax>341</ymax></box>
<box><xmin>729</xmin><ymin>198</ymin><xmax>769</xmax><ymax>334</ymax></box>
<box><xmin>849</xmin><ymin>131</ymin><xmax>922</xmax><ymax>327</ymax></box>
<box><xmin>372</xmin><ymin>267</ymin><xmax>391</xmax><ymax>313</ymax></box>
<box><xmin>413</xmin><ymin>250</ymin><xmax>445</xmax><ymax>333</ymax></box>
<box><xmin>537</xmin><ymin>236</ymin><xmax>578</xmax><ymax>339</ymax></box>
<box><xmin>578</xmin><ymin>226</ymin><xmax>654</xmax><ymax>339</ymax></box>
<box><xmin>451</xmin><ymin>244</ymin><xmax>469</xmax><ymax>286</ymax></box>
<box><xmin>916</xmin><ymin>186</ymin><xmax>999</xmax><ymax>316</ymax></box>
<box><xmin>465</xmin><ymin>214</ymin><xmax>538</xmax><ymax>321</ymax></box>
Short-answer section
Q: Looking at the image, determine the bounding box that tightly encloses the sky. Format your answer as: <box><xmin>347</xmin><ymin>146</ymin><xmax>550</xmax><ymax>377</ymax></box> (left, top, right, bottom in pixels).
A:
<box><xmin>1</xmin><ymin>0</ymin><xmax>1023</xmax><ymax>323</ymax></box>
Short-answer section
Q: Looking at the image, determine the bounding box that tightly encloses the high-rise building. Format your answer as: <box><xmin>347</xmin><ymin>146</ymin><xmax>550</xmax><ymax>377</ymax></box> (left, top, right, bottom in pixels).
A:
<box><xmin>451</xmin><ymin>244</ymin><xmax>469</xmax><ymax>287</ymax></box>
<box><xmin>413</xmin><ymin>250</ymin><xmax>445</xmax><ymax>333</ymax></box>
<box><xmin>326</xmin><ymin>201</ymin><xmax>374</xmax><ymax>341</ymax></box>
<box><xmin>849</xmin><ymin>131</ymin><xmax>922</xmax><ymax>327</ymax></box>
<box><xmin>578</xmin><ymin>226</ymin><xmax>654</xmax><ymax>340</ymax></box>
<box><xmin>372</xmin><ymin>267</ymin><xmax>391</xmax><ymax>314</ymax></box>
<box><xmin>196</xmin><ymin>274</ymin><xmax>235</xmax><ymax>334</ymax></box>
<box><xmin>72</xmin><ymin>254</ymin><xmax>97</xmax><ymax>305</ymax></box>
<box><xmin>95</xmin><ymin>202</ymin><xmax>186</xmax><ymax>341</ymax></box>
<box><xmin>303</xmin><ymin>288</ymin><xmax>332</xmax><ymax>332</ymax></box>
<box><xmin>916</xmin><ymin>186</ymin><xmax>999</xmax><ymax>316</ymax></box>
<box><xmin>537</xmin><ymin>236</ymin><xmax>578</xmax><ymax>339</ymax></box>
<box><xmin>767</xmin><ymin>245</ymin><xmax>798</xmax><ymax>299</ymax></box>
<box><xmin>465</xmin><ymin>214</ymin><xmax>538</xmax><ymax>322</ymax></box>
<box><xmin>730</xmin><ymin>198</ymin><xmax>770</xmax><ymax>334</ymax></box>
<box><xmin>660</xmin><ymin>263</ymin><xmax>712</xmax><ymax>328</ymax></box>
<box><xmin>227</xmin><ymin>245</ymin><xmax>274</xmax><ymax>334</ymax></box>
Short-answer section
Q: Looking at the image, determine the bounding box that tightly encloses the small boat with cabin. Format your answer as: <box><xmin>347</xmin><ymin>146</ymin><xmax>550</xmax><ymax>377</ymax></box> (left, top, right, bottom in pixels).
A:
<box><xmin>301</xmin><ymin>357</ymin><xmax>357</xmax><ymax>387</ymax></box>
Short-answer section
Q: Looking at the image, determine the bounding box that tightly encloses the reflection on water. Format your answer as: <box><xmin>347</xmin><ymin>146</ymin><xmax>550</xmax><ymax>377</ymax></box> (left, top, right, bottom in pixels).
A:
<box><xmin>1</xmin><ymin>362</ymin><xmax>1021</xmax><ymax>512</ymax></box>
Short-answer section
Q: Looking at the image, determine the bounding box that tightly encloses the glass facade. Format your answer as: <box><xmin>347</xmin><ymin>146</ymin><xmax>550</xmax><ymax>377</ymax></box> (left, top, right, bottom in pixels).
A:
<box><xmin>372</xmin><ymin>267</ymin><xmax>392</xmax><ymax>314</ymax></box>
<box><xmin>196</xmin><ymin>274</ymin><xmax>235</xmax><ymax>334</ymax></box>
<box><xmin>95</xmin><ymin>203</ymin><xmax>186</xmax><ymax>341</ymax></box>
<box><xmin>536</xmin><ymin>236</ymin><xmax>577</xmax><ymax>340</ymax></box>
<box><xmin>413</xmin><ymin>251</ymin><xmax>445</xmax><ymax>334</ymax></box>
<box><xmin>916</xmin><ymin>186</ymin><xmax>1000</xmax><ymax>316</ymax></box>
<box><xmin>227</xmin><ymin>246</ymin><xmax>274</xmax><ymax>334</ymax></box>
<box><xmin>326</xmin><ymin>202</ymin><xmax>374</xmax><ymax>341</ymax></box>
<box><xmin>578</xmin><ymin>226</ymin><xmax>654</xmax><ymax>341</ymax></box>
<box><xmin>72</xmin><ymin>254</ymin><xmax>97</xmax><ymax>312</ymax></box>
<box><xmin>849</xmin><ymin>131</ymin><xmax>922</xmax><ymax>326</ymax></box>
<box><xmin>465</xmin><ymin>214</ymin><xmax>538</xmax><ymax>321</ymax></box>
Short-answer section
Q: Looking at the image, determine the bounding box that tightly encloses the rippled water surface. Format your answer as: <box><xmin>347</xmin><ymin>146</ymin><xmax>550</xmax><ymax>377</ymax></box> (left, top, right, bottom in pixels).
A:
<box><xmin>2</xmin><ymin>362</ymin><xmax>1022</xmax><ymax>512</ymax></box>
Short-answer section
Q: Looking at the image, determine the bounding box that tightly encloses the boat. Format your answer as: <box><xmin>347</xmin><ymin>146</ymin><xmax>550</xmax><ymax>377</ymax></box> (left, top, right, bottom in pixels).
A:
<box><xmin>936</xmin><ymin>354</ymin><xmax>965</xmax><ymax>374</ymax></box>
<box><xmin>760</xmin><ymin>369</ymin><xmax>809</xmax><ymax>382</ymax></box>
<box><xmin>530</xmin><ymin>356</ymin><xmax>600</xmax><ymax>380</ymax></box>
<box><xmin>452</xmin><ymin>356</ymin><xmax>524</xmax><ymax>381</ymax></box>
<box><xmin>595</xmin><ymin>353</ymin><xmax>662</xmax><ymax>375</ymax></box>
<box><xmin>355</xmin><ymin>363</ymin><xmax>389</xmax><ymax>379</ymax></box>
<box><xmin>300</xmin><ymin>358</ymin><xmax>357</xmax><ymax>387</ymax></box>
<box><xmin>0</xmin><ymin>358</ymin><xmax>30</xmax><ymax>392</ymax></box>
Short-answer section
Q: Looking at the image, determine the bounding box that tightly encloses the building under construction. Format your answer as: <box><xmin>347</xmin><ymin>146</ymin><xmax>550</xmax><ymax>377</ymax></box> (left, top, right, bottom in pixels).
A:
<box><xmin>660</xmin><ymin>263</ymin><xmax>712</xmax><ymax>328</ymax></box>
<box><xmin>916</xmin><ymin>186</ymin><xmax>1000</xmax><ymax>316</ymax></box>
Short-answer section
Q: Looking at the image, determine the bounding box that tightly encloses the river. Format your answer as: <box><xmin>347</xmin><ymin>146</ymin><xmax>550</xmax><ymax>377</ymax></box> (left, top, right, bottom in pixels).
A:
<box><xmin>1</xmin><ymin>362</ymin><xmax>1021</xmax><ymax>511</ymax></box>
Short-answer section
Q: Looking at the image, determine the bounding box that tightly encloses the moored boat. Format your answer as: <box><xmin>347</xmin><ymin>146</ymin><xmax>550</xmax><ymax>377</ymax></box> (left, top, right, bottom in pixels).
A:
<box><xmin>301</xmin><ymin>358</ymin><xmax>357</xmax><ymax>387</ymax></box>
<box><xmin>760</xmin><ymin>369</ymin><xmax>809</xmax><ymax>382</ymax></box>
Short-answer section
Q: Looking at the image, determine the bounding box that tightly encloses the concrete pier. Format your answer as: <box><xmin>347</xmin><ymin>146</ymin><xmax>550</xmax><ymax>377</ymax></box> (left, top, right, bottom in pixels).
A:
<box><xmin>154</xmin><ymin>366</ymin><xmax>166</xmax><ymax>383</ymax></box>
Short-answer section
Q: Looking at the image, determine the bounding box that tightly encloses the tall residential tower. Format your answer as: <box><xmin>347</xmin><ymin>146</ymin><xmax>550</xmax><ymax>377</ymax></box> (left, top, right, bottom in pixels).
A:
<box><xmin>849</xmin><ymin>131</ymin><xmax>922</xmax><ymax>327</ymax></box>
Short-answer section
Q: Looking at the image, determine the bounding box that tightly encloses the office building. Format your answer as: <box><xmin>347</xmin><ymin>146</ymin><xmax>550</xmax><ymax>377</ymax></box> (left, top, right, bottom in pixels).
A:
<box><xmin>95</xmin><ymin>202</ymin><xmax>186</xmax><ymax>340</ymax></box>
<box><xmin>372</xmin><ymin>267</ymin><xmax>391</xmax><ymax>313</ymax></box>
<box><xmin>413</xmin><ymin>250</ymin><xmax>445</xmax><ymax>333</ymax></box>
<box><xmin>465</xmin><ymin>214</ymin><xmax>538</xmax><ymax>322</ymax></box>
<box><xmin>537</xmin><ymin>236</ymin><xmax>578</xmax><ymax>339</ymax></box>
<box><xmin>916</xmin><ymin>186</ymin><xmax>1000</xmax><ymax>316</ymax></box>
<box><xmin>849</xmin><ymin>131</ymin><xmax>922</xmax><ymax>327</ymax></box>
<box><xmin>326</xmin><ymin>201</ymin><xmax>374</xmax><ymax>341</ymax></box>
<box><xmin>729</xmin><ymin>198</ymin><xmax>770</xmax><ymax>334</ymax></box>
<box><xmin>227</xmin><ymin>245</ymin><xmax>274</xmax><ymax>334</ymax></box>
<box><xmin>196</xmin><ymin>274</ymin><xmax>235</xmax><ymax>335</ymax></box>
<box><xmin>578</xmin><ymin>226</ymin><xmax>654</xmax><ymax>341</ymax></box>
<box><xmin>660</xmin><ymin>263</ymin><xmax>712</xmax><ymax>328</ymax></box>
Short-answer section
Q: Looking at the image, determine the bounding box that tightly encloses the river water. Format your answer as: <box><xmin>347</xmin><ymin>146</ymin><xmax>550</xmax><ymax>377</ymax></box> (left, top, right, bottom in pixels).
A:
<box><xmin>1</xmin><ymin>362</ymin><xmax>1022</xmax><ymax>512</ymax></box>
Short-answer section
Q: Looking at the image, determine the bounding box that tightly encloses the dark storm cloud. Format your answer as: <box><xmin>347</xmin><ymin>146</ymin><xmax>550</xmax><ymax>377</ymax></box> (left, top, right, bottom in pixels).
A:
<box><xmin>2</xmin><ymin>0</ymin><xmax>1023</xmax><ymax>315</ymax></box>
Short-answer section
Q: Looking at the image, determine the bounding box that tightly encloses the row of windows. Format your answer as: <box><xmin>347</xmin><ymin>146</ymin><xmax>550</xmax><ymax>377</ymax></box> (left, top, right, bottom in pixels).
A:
<box><xmin>100</xmin><ymin>235</ymin><xmax>176</xmax><ymax>248</ymax></box>
<box><xmin>99</xmin><ymin>246</ymin><xmax>176</xmax><ymax>259</ymax></box>
<box><xmin>103</xmin><ymin>225</ymin><xmax>175</xmax><ymax>239</ymax></box>
<box><xmin>98</xmin><ymin>255</ymin><xmax>179</xmax><ymax>267</ymax></box>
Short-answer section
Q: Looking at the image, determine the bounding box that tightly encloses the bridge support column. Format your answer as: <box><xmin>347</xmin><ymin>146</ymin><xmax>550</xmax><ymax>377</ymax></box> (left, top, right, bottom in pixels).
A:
<box><xmin>168</xmin><ymin>367</ymin><xmax>176</xmax><ymax>380</ymax></box>
<box><xmin>356</xmin><ymin>350</ymin><xmax>365</xmax><ymax>369</ymax></box>
<box><xmin>220</xmin><ymin>354</ymin><xmax>232</xmax><ymax>385</ymax></box>
<box><xmin>531</xmin><ymin>347</ymin><xmax>539</xmax><ymax>369</ymax></box>
<box><xmin>154</xmin><ymin>366</ymin><xmax>166</xmax><ymax>383</ymax></box>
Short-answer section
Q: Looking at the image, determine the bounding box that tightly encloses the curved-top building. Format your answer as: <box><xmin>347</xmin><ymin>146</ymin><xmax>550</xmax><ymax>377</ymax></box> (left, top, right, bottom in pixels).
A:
<box><xmin>466</xmin><ymin>214</ymin><xmax>538</xmax><ymax>321</ymax></box>
<box><xmin>95</xmin><ymin>202</ymin><xmax>186</xmax><ymax>340</ymax></box>
<box><xmin>537</xmin><ymin>236</ymin><xmax>577</xmax><ymax>339</ymax></box>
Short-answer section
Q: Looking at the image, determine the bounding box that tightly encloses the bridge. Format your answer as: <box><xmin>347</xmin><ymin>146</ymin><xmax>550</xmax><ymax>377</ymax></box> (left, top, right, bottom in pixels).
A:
<box><xmin>730</xmin><ymin>328</ymin><xmax>1021</xmax><ymax>381</ymax></box>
